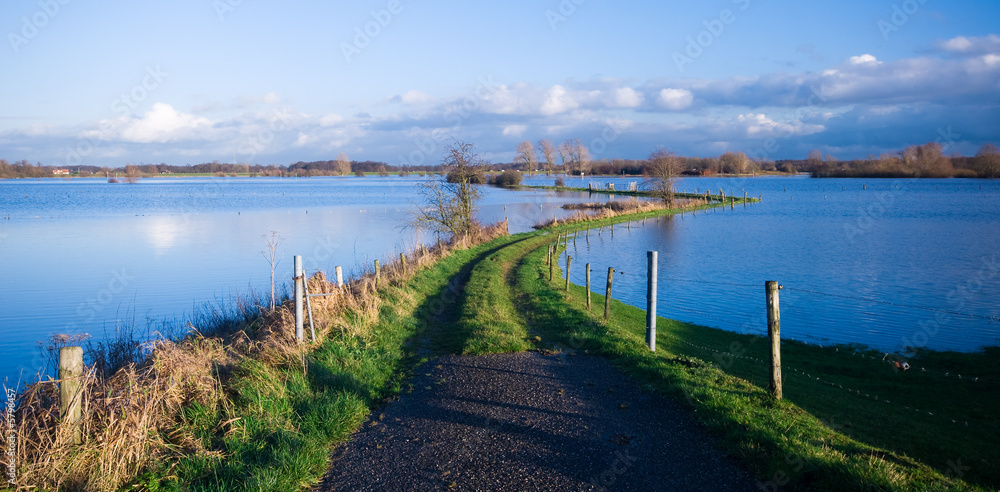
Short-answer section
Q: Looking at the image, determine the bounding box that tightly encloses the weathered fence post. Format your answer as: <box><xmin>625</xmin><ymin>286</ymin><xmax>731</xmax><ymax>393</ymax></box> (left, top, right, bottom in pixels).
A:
<box><xmin>646</xmin><ymin>251</ymin><xmax>658</xmax><ymax>352</ymax></box>
<box><xmin>766</xmin><ymin>281</ymin><xmax>783</xmax><ymax>399</ymax></box>
<box><xmin>294</xmin><ymin>255</ymin><xmax>303</xmax><ymax>341</ymax></box>
<box><xmin>335</xmin><ymin>265</ymin><xmax>344</xmax><ymax>288</ymax></box>
<box><xmin>59</xmin><ymin>346</ymin><xmax>83</xmax><ymax>444</ymax></box>
<box><xmin>374</xmin><ymin>260</ymin><xmax>380</xmax><ymax>287</ymax></box>
<box><xmin>400</xmin><ymin>252</ymin><xmax>407</xmax><ymax>277</ymax></box>
<box><xmin>421</xmin><ymin>243</ymin><xmax>427</xmax><ymax>258</ymax></box>
<box><xmin>565</xmin><ymin>256</ymin><xmax>572</xmax><ymax>291</ymax></box>
<box><xmin>585</xmin><ymin>263</ymin><xmax>592</xmax><ymax>310</ymax></box>
<box><xmin>604</xmin><ymin>267</ymin><xmax>614</xmax><ymax>320</ymax></box>
<box><xmin>549</xmin><ymin>244</ymin><xmax>555</xmax><ymax>281</ymax></box>
<box><xmin>438</xmin><ymin>237</ymin><xmax>443</xmax><ymax>252</ymax></box>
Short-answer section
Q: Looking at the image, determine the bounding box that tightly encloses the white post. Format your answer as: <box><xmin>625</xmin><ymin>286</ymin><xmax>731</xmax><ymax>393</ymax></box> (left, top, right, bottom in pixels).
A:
<box><xmin>294</xmin><ymin>255</ymin><xmax>303</xmax><ymax>341</ymax></box>
<box><xmin>335</xmin><ymin>265</ymin><xmax>344</xmax><ymax>288</ymax></box>
<box><xmin>646</xmin><ymin>251</ymin><xmax>658</xmax><ymax>352</ymax></box>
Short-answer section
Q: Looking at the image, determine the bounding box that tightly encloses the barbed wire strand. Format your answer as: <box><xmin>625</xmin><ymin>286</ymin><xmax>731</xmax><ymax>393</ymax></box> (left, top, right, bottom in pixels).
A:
<box><xmin>785</xmin><ymin>367</ymin><xmax>976</xmax><ymax>427</ymax></box>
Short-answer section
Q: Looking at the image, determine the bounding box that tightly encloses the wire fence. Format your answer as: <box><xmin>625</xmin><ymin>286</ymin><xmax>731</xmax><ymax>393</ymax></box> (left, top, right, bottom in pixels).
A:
<box><xmin>558</xmin><ymin>236</ymin><xmax>999</xmax><ymax>432</ymax></box>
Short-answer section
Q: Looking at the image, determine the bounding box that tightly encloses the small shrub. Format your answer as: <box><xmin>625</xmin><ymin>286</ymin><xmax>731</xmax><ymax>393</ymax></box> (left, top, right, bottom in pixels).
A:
<box><xmin>493</xmin><ymin>170</ymin><xmax>522</xmax><ymax>187</ymax></box>
<box><xmin>554</xmin><ymin>178</ymin><xmax>565</xmax><ymax>187</ymax></box>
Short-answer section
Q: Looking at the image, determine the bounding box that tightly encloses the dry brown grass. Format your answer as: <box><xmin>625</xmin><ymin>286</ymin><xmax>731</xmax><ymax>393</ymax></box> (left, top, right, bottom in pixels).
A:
<box><xmin>0</xmin><ymin>221</ymin><xmax>510</xmax><ymax>491</ymax></box>
<box><xmin>533</xmin><ymin>198</ymin><xmax>707</xmax><ymax>229</ymax></box>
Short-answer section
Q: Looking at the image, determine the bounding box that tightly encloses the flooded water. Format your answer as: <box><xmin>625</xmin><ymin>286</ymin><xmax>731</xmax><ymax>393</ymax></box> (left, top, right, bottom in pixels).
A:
<box><xmin>0</xmin><ymin>175</ymin><xmax>602</xmax><ymax>386</ymax></box>
<box><xmin>555</xmin><ymin>175</ymin><xmax>1000</xmax><ymax>354</ymax></box>
<box><xmin>1</xmin><ymin>174</ymin><xmax>998</xmax><ymax>391</ymax></box>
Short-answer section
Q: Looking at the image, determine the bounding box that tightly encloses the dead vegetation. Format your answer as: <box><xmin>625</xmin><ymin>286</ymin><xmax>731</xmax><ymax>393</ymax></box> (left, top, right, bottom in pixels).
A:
<box><xmin>0</xmin><ymin>221</ymin><xmax>509</xmax><ymax>491</ymax></box>
<box><xmin>533</xmin><ymin>197</ymin><xmax>707</xmax><ymax>229</ymax></box>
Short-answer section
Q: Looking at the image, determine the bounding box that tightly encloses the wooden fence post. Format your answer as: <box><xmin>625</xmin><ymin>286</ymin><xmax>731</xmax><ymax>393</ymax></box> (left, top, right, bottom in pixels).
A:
<box><xmin>59</xmin><ymin>346</ymin><xmax>83</xmax><ymax>444</ymax></box>
<box><xmin>549</xmin><ymin>244</ymin><xmax>555</xmax><ymax>281</ymax></box>
<box><xmin>604</xmin><ymin>267</ymin><xmax>614</xmax><ymax>320</ymax></box>
<box><xmin>294</xmin><ymin>255</ymin><xmax>303</xmax><ymax>341</ymax></box>
<box><xmin>565</xmin><ymin>256</ymin><xmax>572</xmax><ymax>291</ymax></box>
<box><xmin>374</xmin><ymin>260</ymin><xmax>380</xmax><ymax>288</ymax></box>
<box><xmin>585</xmin><ymin>263</ymin><xmax>591</xmax><ymax>310</ymax></box>
<box><xmin>646</xmin><ymin>251</ymin><xmax>658</xmax><ymax>352</ymax></box>
<box><xmin>400</xmin><ymin>252</ymin><xmax>407</xmax><ymax>277</ymax></box>
<box><xmin>766</xmin><ymin>281</ymin><xmax>783</xmax><ymax>399</ymax></box>
<box><xmin>335</xmin><ymin>265</ymin><xmax>344</xmax><ymax>288</ymax></box>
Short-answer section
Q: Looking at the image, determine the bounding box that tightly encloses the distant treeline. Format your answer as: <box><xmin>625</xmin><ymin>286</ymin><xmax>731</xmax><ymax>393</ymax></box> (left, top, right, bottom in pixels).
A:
<box><xmin>2</xmin><ymin>142</ymin><xmax>998</xmax><ymax>179</ymax></box>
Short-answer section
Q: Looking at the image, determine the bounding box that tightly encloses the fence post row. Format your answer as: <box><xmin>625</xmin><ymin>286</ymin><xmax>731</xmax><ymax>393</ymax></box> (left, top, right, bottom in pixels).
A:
<box><xmin>646</xmin><ymin>251</ymin><xmax>658</xmax><ymax>352</ymax></box>
<box><xmin>766</xmin><ymin>280</ymin><xmax>783</xmax><ymax>400</ymax></box>
<box><xmin>294</xmin><ymin>255</ymin><xmax>304</xmax><ymax>342</ymax></box>
<box><xmin>59</xmin><ymin>346</ymin><xmax>84</xmax><ymax>444</ymax></box>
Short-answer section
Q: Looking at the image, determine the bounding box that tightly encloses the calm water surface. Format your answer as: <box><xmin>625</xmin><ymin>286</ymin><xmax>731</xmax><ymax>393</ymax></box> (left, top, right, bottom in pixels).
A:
<box><xmin>1</xmin><ymin>175</ymin><xmax>998</xmax><ymax>392</ymax></box>
<box><xmin>556</xmin><ymin>175</ymin><xmax>1000</xmax><ymax>354</ymax></box>
<box><xmin>0</xmin><ymin>176</ymin><xmax>598</xmax><ymax>386</ymax></box>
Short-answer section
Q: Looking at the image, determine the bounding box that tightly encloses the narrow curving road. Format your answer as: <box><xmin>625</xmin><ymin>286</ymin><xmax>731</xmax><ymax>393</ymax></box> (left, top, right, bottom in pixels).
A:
<box><xmin>316</xmin><ymin>350</ymin><xmax>756</xmax><ymax>491</ymax></box>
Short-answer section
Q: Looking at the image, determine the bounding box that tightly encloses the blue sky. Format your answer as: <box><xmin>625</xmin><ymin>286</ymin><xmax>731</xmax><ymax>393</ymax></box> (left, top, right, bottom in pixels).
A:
<box><xmin>1</xmin><ymin>0</ymin><xmax>998</xmax><ymax>166</ymax></box>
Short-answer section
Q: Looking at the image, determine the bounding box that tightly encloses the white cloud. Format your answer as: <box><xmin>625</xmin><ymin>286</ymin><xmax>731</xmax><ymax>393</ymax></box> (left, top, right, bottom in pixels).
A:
<box><xmin>937</xmin><ymin>34</ymin><xmax>1000</xmax><ymax>54</ymax></box>
<box><xmin>611</xmin><ymin>87</ymin><xmax>644</xmax><ymax>108</ymax></box>
<box><xmin>848</xmin><ymin>54</ymin><xmax>881</xmax><ymax>66</ymax></box>
<box><xmin>262</xmin><ymin>92</ymin><xmax>280</xmax><ymax>104</ymax></box>
<box><xmin>117</xmin><ymin>103</ymin><xmax>214</xmax><ymax>143</ymax></box>
<box><xmin>392</xmin><ymin>90</ymin><xmax>433</xmax><ymax>105</ymax></box>
<box><xmin>319</xmin><ymin>113</ymin><xmax>344</xmax><ymax>126</ymax></box>
<box><xmin>736</xmin><ymin>113</ymin><xmax>825</xmax><ymax>138</ymax></box>
<box><xmin>502</xmin><ymin>124</ymin><xmax>527</xmax><ymax>137</ymax></box>
<box><xmin>658</xmin><ymin>88</ymin><xmax>694</xmax><ymax>110</ymax></box>
<box><xmin>540</xmin><ymin>85</ymin><xmax>580</xmax><ymax>115</ymax></box>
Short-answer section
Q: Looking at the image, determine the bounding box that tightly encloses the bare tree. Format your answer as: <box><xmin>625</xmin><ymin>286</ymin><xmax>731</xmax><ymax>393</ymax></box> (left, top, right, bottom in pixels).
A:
<box><xmin>574</xmin><ymin>138</ymin><xmax>591</xmax><ymax>175</ymax></box>
<box><xmin>903</xmin><ymin>143</ymin><xmax>953</xmax><ymax>177</ymax></box>
<box><xmin>412</xmin><ymin>141</ymin><xmax>485</xmax><ymax>239</ymax></box>
<box><xmin>261</xmin><ymin>231</ymin><xmax>282</xmax><ymax>311</ymax></box>
<box><xmin>719</xmin><ymin>151</ymin><xmax>751</xmax><ymax>174</ymax></box>
<box><xmin>646</xmin><ymin>148</ymin><xmax>683</xmax><ymax>205</ymax></box>
<box><xmin>335</xmin><ymin>152</ymin><xmax>351</xmax><ymax>175</ymax></box>
<box><xmin>974</xmin><ymin>143</ymin><xmax>1000</xmax><ymax>178</ymax></box>
<box><xmin>124</xmin><ymin>164</ymin><xmax>142</xmax><ymax>184</ymax></box>
<box><xmin>539</xmin><ymin>139</ymin><xmax>557</xmax><ymax>175</ymax></box>
<box><xmin>558</xmin><ymin>140</ymin><xmax>574</xmax><ymax>172</ymax></box>
<box><xmin>514</xmin><ymin>140</ymin><xmax>538</xmax><ymax>171</ymax></box>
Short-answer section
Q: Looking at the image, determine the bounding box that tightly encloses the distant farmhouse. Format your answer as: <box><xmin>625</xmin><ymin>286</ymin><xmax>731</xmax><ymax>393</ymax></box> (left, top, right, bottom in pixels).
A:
<box><xmin>52</xmin><ymin>169</ymin><xmax>70</xmax><ymax>175</ymax></box>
